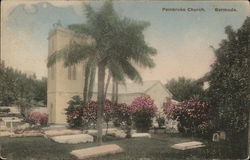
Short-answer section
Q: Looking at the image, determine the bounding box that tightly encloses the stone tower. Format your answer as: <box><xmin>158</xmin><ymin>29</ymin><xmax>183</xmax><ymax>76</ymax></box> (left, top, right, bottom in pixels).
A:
<box><xmin>47</xmin><ymin>27</ymin><xmax>89</xmax><ymax>124</ymax></box>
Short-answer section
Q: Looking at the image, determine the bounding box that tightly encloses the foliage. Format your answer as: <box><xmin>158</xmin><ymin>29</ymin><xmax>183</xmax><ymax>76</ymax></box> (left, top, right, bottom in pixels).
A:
<box><xmin>33</xmin><ymin>78</ymin><xmax>47</xmax><ymax>105</ymax></box>
<box><xmin>207</xmin><ymin>17</ymin><xmax>250</xmax><ymax>158</ymax></box>
<box><xmin>165</xmin><ymin>77</ymin><xmax>204</xmax><ymax>101</ymax></box>
<box><xmin>207</xmin><ymin>17</ymin><xmax>250</xmax><ymax>132</ymax></box>
<box><xmin>103</xmin><ymin>99</ymin><xmax>114</xmax><ymax>132</ymax></box>
<box><xmin>163</xmin><ymin>98</ymin><xmax>214</xmax><ymax>137</ymax></box>
<box><xmin>65</xmin><ymin>96</ymin><xmax>85</xmax><ymax>129</ymax></box>
<box><xmin>156</xmin><ymin>116</ymin><xmax>165</xmax><ymax>128</ymax></box>
<box><xmin>82</xmin><ymin>99</ymin><xmax>115</xmax><ymax>125</ymax></box>
<box><xmin>130</xmin><ymin>95</ymin><xmax>157</xmax><ymax>132</ymax></box>
<box><xmin>82</xmin><ymin>100</ymin><xmax>98</xmax><ymax>125</ymax></box>
<box><xmin>27</xmin><ymin>112</ymin><xmax>48</xmax><ymax>126</ymax></box>
<box><xmin>113</xmin><ymin>103</ymin><xmax>133</xmax><ymax>138</ymax></box>
<box><xmin>0</xmin><ymin>61</ymin><xmax>47</xmax><ymax>107</ymax></box>
<box><xmin>65</xmin><ymin>96</ymin><xmax>115</xmax><ymax>130</ymax></box>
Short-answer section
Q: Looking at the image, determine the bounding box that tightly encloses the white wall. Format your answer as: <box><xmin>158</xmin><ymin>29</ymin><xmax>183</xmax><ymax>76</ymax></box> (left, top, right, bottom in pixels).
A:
<box><xmin>47</xmin><ymin>27</ymin><xmax>89</xmax><ymax>124</ymax></box>
<box><xmin>145</xmin><ymin>82</ymin><xmax>172</xmax><ymax>113</ymax></box>
<box><xmin>92</xmin><ymin>92</ymin><xmax>144</xmax><ymax>105</ymax></box>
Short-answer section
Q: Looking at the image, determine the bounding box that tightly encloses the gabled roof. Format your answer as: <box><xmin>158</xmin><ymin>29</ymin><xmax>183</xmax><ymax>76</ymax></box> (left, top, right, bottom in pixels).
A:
<box><xmin>92</xmin><ymin>80</ymin><xmax>171</xmax><ymax>95</ymax></box>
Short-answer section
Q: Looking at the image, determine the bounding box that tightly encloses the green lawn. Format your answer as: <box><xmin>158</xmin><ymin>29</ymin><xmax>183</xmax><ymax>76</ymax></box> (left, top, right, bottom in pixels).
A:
<box><xmin>0</xmin><ymin>133</ymin><xmax>239</xmax><ymax>160</ymax></box>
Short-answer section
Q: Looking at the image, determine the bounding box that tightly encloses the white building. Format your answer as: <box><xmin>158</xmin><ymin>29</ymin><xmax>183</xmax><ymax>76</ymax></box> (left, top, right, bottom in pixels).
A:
<box><xmin>47</xmin><ymin>27</ymin><xmax>173</xmax><ymax>124</ymax></box>
<box><xmin>92</xmin><ymin>80</ymin><xmax>172</xmax><ymax>113</ymax></box>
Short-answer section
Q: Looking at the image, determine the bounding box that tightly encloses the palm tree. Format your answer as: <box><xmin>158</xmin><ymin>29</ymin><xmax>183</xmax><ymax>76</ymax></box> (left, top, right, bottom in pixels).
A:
<box><xmin>47</xmin><ymin>1</ymin><xmax>157</xmax><ymax>145</ymax></box>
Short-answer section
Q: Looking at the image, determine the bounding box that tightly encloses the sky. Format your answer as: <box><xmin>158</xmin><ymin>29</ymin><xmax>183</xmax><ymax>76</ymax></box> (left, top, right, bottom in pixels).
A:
<box><xmin>1</xmin><ymin>0</ymin><xmax>249</xmax><ymax>83</ymax></box>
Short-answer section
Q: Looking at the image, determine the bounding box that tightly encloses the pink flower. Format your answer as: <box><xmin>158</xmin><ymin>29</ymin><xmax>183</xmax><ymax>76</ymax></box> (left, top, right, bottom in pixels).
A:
<box><xmin>27</xmin><ymin>112</ymin><xmax>48</xmax><ymax>125</ymax></box>
<box><xmin>130</xmin><ymin>95</ymin><xmax>157</xmax><ymax>117</ymax></box>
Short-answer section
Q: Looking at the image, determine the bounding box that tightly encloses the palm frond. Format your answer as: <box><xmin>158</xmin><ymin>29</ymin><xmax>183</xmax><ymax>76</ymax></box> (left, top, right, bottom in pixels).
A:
<box><xmin>130</xmin><ymin>53</ymin><xmax>156</xmax><ymax>68</ymax></box>
<box><xmin>47</xmin><ymin>50</ymin><xmax>66</xmax><ymax>67</ymax></box>
<box><xmin>119</xmin><ymin>60</ymin><xmax>143</xmax><ymax>83</ymax></box>
<box><xmin>106</xmin><ymin>59</ymin><xmax>125</xmax><ymax>82</ymax></box>
<box><xmin>47</xmin><ymin>41</ymin><xmax>95</xmax><ymax>68</ymax></box>
<box><xmin>68</xmin><ymin>24</ymin><xmax>92</xmax><ymax>36</ymax></box>
<box><xmin>64</xmin><ymin>42</ymin><xmax>95</xmax><ymax>67</ymax></box>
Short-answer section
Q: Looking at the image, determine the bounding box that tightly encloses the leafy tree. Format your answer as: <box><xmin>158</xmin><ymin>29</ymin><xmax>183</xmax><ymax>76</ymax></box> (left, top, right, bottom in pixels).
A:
<box><xmin>47</xmin><ymin>1</ymin><xmax>156</xmax><ymax>144</ymax></box>
<box><xmin>165</xmin><ymin>77</ymin><xmax>204</xmax><ymax>102</ymax></box>
<box><xmin>207</xmin><ymin>17</ymin><xmax>250</xmax><ymax>158</ymax></box>
<box><xmin>33</xmin><ymin>78</ymin><xmax>47</xmax><ymax>105</ymax></box>
<box><xmin>0</xmin><ymin>61</ymin><xmax>47</xmax><ymax>108</ymax></box>
<box><xmin>163</xmin><ymin>98</ymin><xmax>214</xmax><ymax>137</ymax></box>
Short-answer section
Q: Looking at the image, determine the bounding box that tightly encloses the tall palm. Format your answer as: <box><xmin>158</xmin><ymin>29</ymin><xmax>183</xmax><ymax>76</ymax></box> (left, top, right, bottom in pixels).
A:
<box><xmin>47</xmin><ymin>1</ymin><xmax>157</xmax><ymax>145</ymax></box>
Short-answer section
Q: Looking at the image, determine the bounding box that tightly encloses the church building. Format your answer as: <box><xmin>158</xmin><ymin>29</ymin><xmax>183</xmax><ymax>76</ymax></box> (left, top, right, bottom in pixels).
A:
<box><xmin>47</xmin><ymin>27</ymin><xmax>172</xmax><ymax>124</ymax></box>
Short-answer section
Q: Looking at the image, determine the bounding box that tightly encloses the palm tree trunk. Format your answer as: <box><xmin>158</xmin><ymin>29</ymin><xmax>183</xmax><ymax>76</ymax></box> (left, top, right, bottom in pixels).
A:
<box><xmin>97</xmin><ymin>62</ymin><xmax>105</xmax><ymax>145</ymax></box>
<box><xmin>88</xmin><ymin>65</ymin><xmax>96</xmax><ymax>101</ymax></box>
<box><xmin>83</xmin><ymin>63</ymin><xmax>90</xmax><ymax>106</ymax></box>
<box><xmin>111</xmin><ymin>78</ymin><xmax>115</xmax><ymax>103</ymax></box>
<box><xmin>104</xmin><ymin>72</ymin><xmax>111</xmax><ymax>100</ymax></box>
<box><xmin>115</xmin><ymin>80</ymin><xmax>118</xmax><ymax>104</ymax></box>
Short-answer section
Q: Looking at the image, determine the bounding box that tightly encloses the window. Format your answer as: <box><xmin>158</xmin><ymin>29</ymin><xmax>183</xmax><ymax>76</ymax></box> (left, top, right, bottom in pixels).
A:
<box><xmin>68</xmin><ymin>65</ymin><xmax>76</xmax><ymax>80</ymax></box>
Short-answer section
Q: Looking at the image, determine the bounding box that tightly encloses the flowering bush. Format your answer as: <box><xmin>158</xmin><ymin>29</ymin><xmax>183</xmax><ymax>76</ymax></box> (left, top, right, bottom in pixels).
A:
<box><xmin>27</xmin><ymin>112</ymin><xmax>48</xmax><ymax>126</ymax></box>
<box><xmin>113</xmin><ymin>103</ymin><xmax>133</xmax><ymax>137</ymax></box>
<box><xmin>103</xmin><ymin>100</ymin><xmax>114</xmax><ymax>125</ymax></box>
<box><xmin>82</xmin><ymin>99</ymin><xmax>114</xmax><ymax>125</ymax></box>
<box><xmin>82</xmin><ymin>101</ymin><xmax>98</xmax><ymax>125</ymax></box>
<box><xmin>130</xmin><ymin>95</ymin><xmax>157</xmax><ymax>132</ymax></box>
<box><xmin>65</xmin><ymin>96</ymin><xmax>115</xmax><ymax>129</ymax></box>
<box><xmin>163</xmin><ymin>100</ymin><xmax>182</xmax><ymax>120</ymax></box>
<box><xmin>163</xmin><ymin>98</ymin><xmax>214</xmax><ymax>137</ymax></box>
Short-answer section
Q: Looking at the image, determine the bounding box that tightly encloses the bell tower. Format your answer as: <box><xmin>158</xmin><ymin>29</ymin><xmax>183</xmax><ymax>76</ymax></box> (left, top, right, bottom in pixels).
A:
<box><xmin>47</xmin><ymin>26</ymin><xmax>87</xmax><ymax>124</ymax></box>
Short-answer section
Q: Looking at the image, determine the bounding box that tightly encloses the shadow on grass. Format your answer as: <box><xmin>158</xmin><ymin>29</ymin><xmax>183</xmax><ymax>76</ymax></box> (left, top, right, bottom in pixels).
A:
<box><xmin>0</xmin><ymin>133</ymin><xmax>239</xmax><ymax>160</ymax></box>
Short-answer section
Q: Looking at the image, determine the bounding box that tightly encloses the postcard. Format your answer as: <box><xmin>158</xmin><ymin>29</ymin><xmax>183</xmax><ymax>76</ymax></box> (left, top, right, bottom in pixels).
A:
<box><xmin>0</xmin><ymin>0</ymin><xmax>249</xmax><ymax>160</ymax></box>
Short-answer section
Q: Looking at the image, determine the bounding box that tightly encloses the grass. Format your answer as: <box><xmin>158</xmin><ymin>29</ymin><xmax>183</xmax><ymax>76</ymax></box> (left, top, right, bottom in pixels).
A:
<box><xmin>0</xmin><ymin>133</ymin><xmax>245</xmax><ymax>160</ymax></box>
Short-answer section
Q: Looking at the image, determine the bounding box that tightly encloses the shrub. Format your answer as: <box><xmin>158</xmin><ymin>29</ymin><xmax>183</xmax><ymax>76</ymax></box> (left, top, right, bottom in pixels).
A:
<box><xmin>163</xmin><ymin>100</ymin><xmax>182</xmax><ymax>120</ymax></box>
<box><xmin>65</xmin><ymin>96</ymin><xmax>85</xmax><ymax>129</ymax></box>
<box><xmin>113</xmin><ymin>103</ymin><xmax>133</xmax><ymax>138</ymax></box>
<box><xmin>156</xmin><ymin>116</ymin><xmax>165</xmax><ymax>128</ymax></box>
<box><xmin>27</xmin><ymin>112</ymin><xmax>48</xmax><ymax>126</ymax></box>
<box><xmin>130</xmin><ymin>95</ymin><xmax>157</xmax><ymax>132</ymax></box>
<box><xmin>103</xmin><ymin>100</ymin><xmax>114</xmax><ymax>132</ymax></box>
<box><xmin>163</xmin><ymin>98</ymin><xmax>214</xmax><ymax>137</ymax></box>
<box><xmin>82</xmin><ymin>101</ymin><xmax>98</xmax><ymax>125</ymax></box>
<box><xmin>82</xmin><ymin>100</ymin><xmax>115</xmax><ymax>127</ymax></box>
<box><xmin>66</xmin><ymin>96</ymin><xmax>115</xmax><ymax>130</ymax></box>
